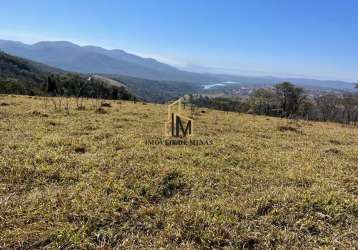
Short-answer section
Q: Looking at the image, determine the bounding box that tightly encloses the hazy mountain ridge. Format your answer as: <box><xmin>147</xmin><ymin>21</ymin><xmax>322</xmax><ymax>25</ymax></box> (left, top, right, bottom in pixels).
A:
<box><xmin>0</xmin><ymin>39</ymin><xmax>217</xmax><ymax>83</ymax></box>
<box><xmin>0</xmin><ymin>50</ymin><xmax>195</xmax><ymax>102</ymax></box>
<box><xmin>0</xmin><ymin>39</ymin><xmax>355</xmax><ymax>90</ymax></box>
<box><xmin>0</xmin><ymin>51</ymin><xmax>136</xmax><ymax>100</ymax></box>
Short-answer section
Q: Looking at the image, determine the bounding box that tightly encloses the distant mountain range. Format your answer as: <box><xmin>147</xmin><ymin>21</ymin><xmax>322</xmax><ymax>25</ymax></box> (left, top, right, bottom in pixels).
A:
<box><xmin>0</xmin><ymin>39</ymin><xmax>355</xmax><ymax>90</ymax></box>
<box><xmin>0</xmin><ymin>50</ymin><xmax>198</xmax><ymax>102</ymax></box>
<box><xmin>0</xmin><ymin>51</ymin><xmax>136</xmax><ymax>99</ymax></box>
<box><xmin>0</xmin><ymin>39</ymin><xmax>216</xmax><ymax>83</ymax></box>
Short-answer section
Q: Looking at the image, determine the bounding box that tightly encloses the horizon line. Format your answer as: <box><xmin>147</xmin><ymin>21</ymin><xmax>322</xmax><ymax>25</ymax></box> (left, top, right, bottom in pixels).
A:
<box><xmin>0</xmin><ymin>36</ymin><xmax>355</xmax><ymax>83</ymax></box>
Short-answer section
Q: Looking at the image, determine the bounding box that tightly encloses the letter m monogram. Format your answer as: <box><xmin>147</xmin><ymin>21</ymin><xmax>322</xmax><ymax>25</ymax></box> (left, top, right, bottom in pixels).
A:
<box><xmin>165</xmin><ymin>98</ymin><xmax>194</xmax><ymax>137</ymax></box>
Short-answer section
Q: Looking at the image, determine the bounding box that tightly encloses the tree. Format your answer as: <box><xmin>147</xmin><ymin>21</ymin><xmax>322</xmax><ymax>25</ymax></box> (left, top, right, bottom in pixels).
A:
<box><xmin>111</xmin><ymin>87</ymin><xmax>119</xmax><ymax>100</ymax></box>
<box><xmin>249</xmin><ymin>88</ymin><xmax>277</xmax><ymax>115</ymax></box>
<box><xmin>315</xmin><ymin>94</ymin><xmax>339</xmax><ymax>122</ymax></box>
<box><xmin>274</xmin><ymin>82</ymin><xmax>305</xmax><ymax>117</ymax></box>
<box><xmin>297</xmin><ymin>98</ymin><xmax>314</xmax><ymax>120</ymax></box>
<box><xmin>0</xmin><ymin>78</ymin><xmax>24</xmax><ymax>94</ymax></box>
<box><xmin>341</xmin><ymin>93</ymin><xmax>358</xmax><ymax>125</ymax></box>
<box><xmin>47</xmin><ymin>75</ymin><xmax>58</xmax><ymax>95</ymax></box>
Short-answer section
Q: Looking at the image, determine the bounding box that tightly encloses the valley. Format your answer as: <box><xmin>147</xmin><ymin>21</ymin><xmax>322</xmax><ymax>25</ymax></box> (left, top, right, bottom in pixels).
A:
<box><xmin>1</xmin><ymin>39</ymin><xmax>355</xmax><ymax>91</ymax></box>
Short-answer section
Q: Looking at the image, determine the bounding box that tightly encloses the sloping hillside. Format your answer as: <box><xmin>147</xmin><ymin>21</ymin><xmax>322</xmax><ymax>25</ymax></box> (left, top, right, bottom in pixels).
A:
<box><xmin>0</xmin><ymin>52</ymin><xmax>136</xmax><ymax>100</ymax></box>
<box><xmin>0</xmin><ymin>51</ymin><xmax>61</xmax><ymax>94</ymax></box>
<box><xmin>107</xmin><ymin>74</ymin><xmax>201</xmax><ymax>102</ymax></box>
<box><xmin>0</xmin><ymin>95</ymin><xmax>357</xmax><ymax>249</ymax></box>
<box><xmin>0</xmin><ymin>50</ymin><xmax>63</xmax><ymax>75</ymax></box>
<box><xmin>0</xmin><ymin>50</ymin><xmax>199</xmax><ymax>102</ymax></box>
<box><xmin>91</xmin><ymin>75</ymin><xmax>127</xmax><ymax>88</ymax></box>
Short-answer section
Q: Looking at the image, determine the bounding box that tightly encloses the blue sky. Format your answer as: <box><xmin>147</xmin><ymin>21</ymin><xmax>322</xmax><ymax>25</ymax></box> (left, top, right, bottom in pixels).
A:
<box><xmin>0</xmin><ymin>0</ymin><xmax>357</xmax><ymax>81</ymax></box>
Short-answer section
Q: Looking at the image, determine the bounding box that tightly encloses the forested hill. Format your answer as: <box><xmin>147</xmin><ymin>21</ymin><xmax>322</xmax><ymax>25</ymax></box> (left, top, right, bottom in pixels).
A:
<box><xmin>107</xmin><ymin>74</ymin><xmax>201</xmax><ymax>103</ymax></box>
<box><xmin>0</xmin><ymin>51</ymin><xmax>135</xmax><ymax>100</ymax></box>
<box><xmin>0</xmin><ymin>51</ymin><xmax>61</xmax><ymax>94</ymax></box>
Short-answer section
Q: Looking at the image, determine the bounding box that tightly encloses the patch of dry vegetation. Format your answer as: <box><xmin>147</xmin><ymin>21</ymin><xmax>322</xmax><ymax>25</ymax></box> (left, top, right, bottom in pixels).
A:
<box><xmin>0</xmin><ymin>95</ymin><xmax>357</xmax><ymax>249</ymax></box>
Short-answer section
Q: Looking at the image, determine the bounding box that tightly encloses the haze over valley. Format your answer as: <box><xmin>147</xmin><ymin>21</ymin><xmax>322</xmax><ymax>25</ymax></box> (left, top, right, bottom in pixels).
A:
<box><xmin>0</xmin><ymin>39</ymin><xmax>355</xmax><ymax>93</ymax></box>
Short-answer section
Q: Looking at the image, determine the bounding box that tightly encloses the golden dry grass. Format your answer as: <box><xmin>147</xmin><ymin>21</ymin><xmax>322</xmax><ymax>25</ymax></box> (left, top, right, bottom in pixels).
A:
<box><xmin>0</xmin><ymin>95</ymin><xmax>357</xmax><ymax>249</ymax></box>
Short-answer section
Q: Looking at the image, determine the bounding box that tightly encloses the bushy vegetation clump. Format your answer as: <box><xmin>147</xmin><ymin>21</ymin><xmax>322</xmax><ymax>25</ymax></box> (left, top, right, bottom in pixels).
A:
<box><xmin>191</xmin><ymin>82</ymin><xmax>358</xmax><ymax>125</ymax></box>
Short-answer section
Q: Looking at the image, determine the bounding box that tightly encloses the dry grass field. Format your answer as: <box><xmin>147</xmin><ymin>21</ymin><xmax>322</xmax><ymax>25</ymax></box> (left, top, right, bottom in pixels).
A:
<box><xmin>0</xmin><ymin>95</ymin><xmax>357</xmax><ymax>249</ymax></box>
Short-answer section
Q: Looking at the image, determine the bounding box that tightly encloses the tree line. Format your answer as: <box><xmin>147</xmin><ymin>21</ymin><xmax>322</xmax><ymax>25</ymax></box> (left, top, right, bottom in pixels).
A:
<box><xmin>190</xmin><ymin>82</ymin><xmax>358</xmax><ymax>125</ymax></box>
<box><xmin>45</xmin><ymin>74</ymin><xmax>135</xmax><ymax>100</ymax></box>
<box><xmin>0</xmin><ymin>73</ymin><xmax>136</xmax><ymax>101</ymax></box>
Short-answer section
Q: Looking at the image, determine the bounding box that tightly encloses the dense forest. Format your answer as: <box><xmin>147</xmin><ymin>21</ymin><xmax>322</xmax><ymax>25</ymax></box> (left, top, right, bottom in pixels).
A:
<box><xmin>0</xmin><ymin>51</ymin><xmax>135</xmax><ymax>100</ymax></box>
<box><xmin>190</xmin><ymin>82</ymin><xmax>358</xmax><ymax>125</ymax></box>
<box><xmin>107</xmin><ymin>74</ymin><xmax>201</xmax><ymax>103</ymax></box>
